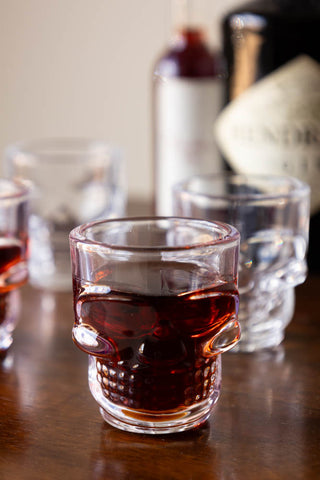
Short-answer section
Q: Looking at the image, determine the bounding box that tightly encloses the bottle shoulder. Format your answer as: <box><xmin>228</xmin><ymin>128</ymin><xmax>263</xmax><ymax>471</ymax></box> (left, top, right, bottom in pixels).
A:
<box><xmin>154</xmin><ymin>44</ymin><xmax>222</xmax><ymax>79</ymax></box>
<box><xmin>154</xmin><ymin>28</ymin><xmax>222</xmax><ymax>79</ymax></box>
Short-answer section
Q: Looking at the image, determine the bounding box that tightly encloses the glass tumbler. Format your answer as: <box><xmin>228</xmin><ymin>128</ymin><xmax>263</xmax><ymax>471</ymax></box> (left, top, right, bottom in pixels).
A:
<box><xmin>173</xmin><ymin>174</ymin><xmax>310</xmax><ymax>352</ymax></box>
<box><xmin>70</xmin><ymin>217</ymin><xmax>240</xmax><ymax>434</ymax></box>
<box><xmin>0</xmin><ymin>179</ymin><xmax>29</xmax><ymax>353</ymax></box>
<box><xmin>5</xmin><ymin>138</ymin><xmax>126</xmax><ymax>291</ymax></box>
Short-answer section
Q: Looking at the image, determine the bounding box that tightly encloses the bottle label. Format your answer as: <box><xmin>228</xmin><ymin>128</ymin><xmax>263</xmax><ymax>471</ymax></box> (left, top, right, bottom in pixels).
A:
<box><xmin>155</xmin><ymin>77</ymin><xmax>224</xmax><ymax>215</ymax></box>
<box><xmin>214</xmin><ymin>55</ymin><xmax>320</xmax><ymax>213</ymax></box>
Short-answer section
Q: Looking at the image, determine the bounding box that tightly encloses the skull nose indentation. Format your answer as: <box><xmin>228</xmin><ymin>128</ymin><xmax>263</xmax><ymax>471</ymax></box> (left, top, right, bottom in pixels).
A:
<box><xmin>204</xmin><ymin>317</ymin><xmax>241</xmax><ymax>355</ymax></box>
<box><xmin>138</xmin><ymin>334</ymin><xmax>187</xmax><ymax>366</ymax></box>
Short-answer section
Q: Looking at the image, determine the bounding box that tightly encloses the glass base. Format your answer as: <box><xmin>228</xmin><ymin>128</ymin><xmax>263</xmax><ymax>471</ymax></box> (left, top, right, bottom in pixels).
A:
<box><xmin>234</xmin><ymin>288</ymin><xmax>295</xmax><ymax>352</ymax></box>
<box><xmin>0</xmin><ymin>290</ymin><xmax>20</xmax><ymax>353</ymax></box>
<box><xmin>0</xmin><ymin>331</ymin><xmax>13</xmax><ymax>352</ymax></box>
<box><xmin>232</xmin><ymin>327</ymin><xmax>285</xmax><ymax>353</ymax></box>
<box><xmin>98</xmin><ymin>399</ymin><xmax>215</xmax><ymax>435</ymax></box>
<box><xmin>88</xmin><ymin>355</ymin><xmax>221</xmax><ymax>434</ymax></box>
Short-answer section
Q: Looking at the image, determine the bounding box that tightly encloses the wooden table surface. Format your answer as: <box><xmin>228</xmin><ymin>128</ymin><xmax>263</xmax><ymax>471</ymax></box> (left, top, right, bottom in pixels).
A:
<box><xmin>0</xmin><ymin>271</ymin><xmax>319</xmax><ymax>479</ymax></box>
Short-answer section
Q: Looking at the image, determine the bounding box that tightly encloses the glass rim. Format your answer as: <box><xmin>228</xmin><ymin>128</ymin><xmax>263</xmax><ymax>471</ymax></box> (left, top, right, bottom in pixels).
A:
<box><xmin>69</xmin><ymin>216</ymin><xmax>240</xmax><ymax>253</ymax></box>
<box><xmin>173</xmin><ymin>173</ymin><xmax>310</xmax><ymax>202</ymax></box>
<box><xmin>5</xmin><ymin>137</ymin><xmax>122</xmax><ymax>165</ymax></box>
<box><xmin>0</xmin><ymin>178</ymin><xmax>30</xmax><ymax>201</ymax></box>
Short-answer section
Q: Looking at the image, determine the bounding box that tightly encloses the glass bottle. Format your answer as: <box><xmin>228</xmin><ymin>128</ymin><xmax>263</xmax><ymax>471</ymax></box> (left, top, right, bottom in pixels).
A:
<box><xmin>215</xmin><ymin>0</ymin><xmax>320</xmax><ymax>272</ymax></box>
<box><xmin>153</xmin><ymin>0</ymin><xmax>224</xmax><ymax>215</ymax></box>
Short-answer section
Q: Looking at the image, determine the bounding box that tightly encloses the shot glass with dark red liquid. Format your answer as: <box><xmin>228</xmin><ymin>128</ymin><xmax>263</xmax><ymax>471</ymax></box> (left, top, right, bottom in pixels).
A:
<box><xmin>0</xmin><ymin>179</ymin><xmax>29</xmax><ymax>354</ymax></box>
<box><xmin>70</xmin><ymin>217</ymin><xmax>240</xmax><ymax>434</ymax></box>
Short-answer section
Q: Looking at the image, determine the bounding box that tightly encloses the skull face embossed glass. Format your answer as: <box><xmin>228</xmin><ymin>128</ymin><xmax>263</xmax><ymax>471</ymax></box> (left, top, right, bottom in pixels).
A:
<box><xmin>5</xmin><ymin>138</ymin><xmax>126</xmax><ymax>291</ymax></box>
<box><xmin>0</xmin><ymin>179</ymin><xmax>29</xmax><ymax>353</ymax></box>
<box><xmin>173</xmin><ymin>174</ymin><xmax>310</xmax><ymax>352</ymax></box>
<box><xmin>70</xmin><ymin>217</ymin><xmax>240</xmax><ymax>434</ymax></box>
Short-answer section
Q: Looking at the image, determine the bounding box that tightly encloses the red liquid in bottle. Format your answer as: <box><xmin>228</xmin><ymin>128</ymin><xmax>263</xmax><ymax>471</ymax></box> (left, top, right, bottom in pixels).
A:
<box><xmin>154</xmin><ymin>27</ymin><xmax>221</xmax><ymax>78</ymax></box>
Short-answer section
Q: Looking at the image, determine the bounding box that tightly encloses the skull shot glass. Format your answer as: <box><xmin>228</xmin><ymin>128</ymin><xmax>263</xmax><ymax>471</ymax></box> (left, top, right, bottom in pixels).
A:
<box><xmin>70</xmin><ymin>217</ymin><xmax>240</xmax><ymax>434</ymax></box>
<box><xmin>173</xmin><ymin>174</ymin><xmax>310</xmax><ymax>352</ymax></box>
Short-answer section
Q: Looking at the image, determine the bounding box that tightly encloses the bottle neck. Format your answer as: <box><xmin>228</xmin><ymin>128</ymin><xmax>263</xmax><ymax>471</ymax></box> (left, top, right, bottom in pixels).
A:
<box><xmin>170</xmin><ymin>0</ymin><xmax>214</xmax><ymax>47</ymax></box>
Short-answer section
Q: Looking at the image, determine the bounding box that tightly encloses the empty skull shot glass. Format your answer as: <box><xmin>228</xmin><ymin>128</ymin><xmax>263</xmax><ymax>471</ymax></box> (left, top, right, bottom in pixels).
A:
<box><xmin>173</xmin><ymin>174</ymin><xmax>310</xmax><ymax>352</ymax></box>
<box><xmin>70</xmin><ymin>217</ymin><xmax>240</xmax><ymax>434</ymax></box>
<box><xmin>5</xmin><ymin>138</ymin><xmax>126</xmax><ymax>291</ymax></box>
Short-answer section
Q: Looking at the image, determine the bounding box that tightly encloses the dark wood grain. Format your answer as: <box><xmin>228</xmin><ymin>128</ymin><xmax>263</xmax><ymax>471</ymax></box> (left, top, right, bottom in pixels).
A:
<box><xmin>0</xmin><ymin>254</ymin><xmax>319</xmax><ymax>478</ymax></box>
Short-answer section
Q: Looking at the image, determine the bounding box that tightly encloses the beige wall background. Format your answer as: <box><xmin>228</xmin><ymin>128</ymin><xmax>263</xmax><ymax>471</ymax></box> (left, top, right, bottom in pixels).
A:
<box><xmin>0</xmin><ymin>0</ymin><xmax>242</xmax><ymax>201</ymax></box>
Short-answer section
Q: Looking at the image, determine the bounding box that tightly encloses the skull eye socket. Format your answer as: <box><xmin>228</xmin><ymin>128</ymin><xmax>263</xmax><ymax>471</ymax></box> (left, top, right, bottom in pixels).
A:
<box><xmin>75</xmin><ymin>295</ymin><xmax>157</xmax><ymax>340</ymax></box>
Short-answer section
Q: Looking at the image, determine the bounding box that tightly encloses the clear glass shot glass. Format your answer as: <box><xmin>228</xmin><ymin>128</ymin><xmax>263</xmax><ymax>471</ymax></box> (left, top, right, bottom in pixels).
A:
<box><xmin>5</xmin><ymin>138</ymin><xmax>126</xmax><ymax>291</ymax></box>
<box><xmin>70</xmin><ymin>217</ymin><xmax>240</xmax><ymax>434</ymax></box>
<box><xmin>173</xmin><ymin>174</ymin><xmax>310</xmax><ymax>352</ymax></box>
<box><xmin>0</xmin><ymin>179</ymin><xmax>29</xmax><ymax>353</ymax></box>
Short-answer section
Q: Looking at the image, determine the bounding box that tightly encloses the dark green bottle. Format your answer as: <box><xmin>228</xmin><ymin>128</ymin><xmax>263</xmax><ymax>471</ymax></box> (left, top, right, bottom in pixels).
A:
<box><xmin>217</xmin><ymin>0</ymin><xmax>320</xmax><ymax>272</ymax></box>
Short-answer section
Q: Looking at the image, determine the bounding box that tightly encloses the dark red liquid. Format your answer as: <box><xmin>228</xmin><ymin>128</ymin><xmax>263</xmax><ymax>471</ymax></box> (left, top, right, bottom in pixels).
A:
<box><xmin>73</xmin><ymin>272</ymin><xmax>239</xmax><ymax>412</ymax></box>
<box><xmin>0</xmin><ymin>242</ymin><xmax>24</xmax><ymax>325</ymax></box>
<box><xmin>0</xmin><ymin>243</ymin><xmax>23</xmax><ymax>275</ymax></box>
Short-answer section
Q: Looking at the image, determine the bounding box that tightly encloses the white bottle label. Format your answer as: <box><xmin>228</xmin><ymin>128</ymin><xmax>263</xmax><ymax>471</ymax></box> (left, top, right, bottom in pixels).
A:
<box><xmin>214</xmin><ymin>55</ymin><xmax>320</xmax><ymax>213</ymax></box>
<box><xmin>155</xmin><ymin>77</ymin><xmax>224</xmax><ymax>215</ymax></box>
